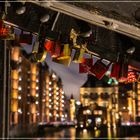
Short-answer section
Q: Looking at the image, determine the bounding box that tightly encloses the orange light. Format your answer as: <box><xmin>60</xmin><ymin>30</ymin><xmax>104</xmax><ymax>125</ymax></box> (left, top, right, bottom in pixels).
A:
<box><xmin>126</xmin><ymin>71</ymin><xmax>137</xmax><ymax>83</ymax></box>
<box><xmin>44</xmin><ymin>40</ymin><xmax>55</xmax><ymax>51</ymax></box>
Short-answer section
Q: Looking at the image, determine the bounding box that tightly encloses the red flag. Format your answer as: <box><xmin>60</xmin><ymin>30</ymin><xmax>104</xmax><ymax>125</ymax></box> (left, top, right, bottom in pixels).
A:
<box><xmin>90</xmin><ymin>59</ymin><xmax>111</xmax><ymax>80</ymax></box>
<box><xmin>79</xmin><ymin>58</ymin><xmax>93</xmax><ymax>73</ymax></box>
<box><xmin>110</xmin><ymin>63</ymin><xmax>120</xmax><ymax>79</ymax></box>
<box><xmin>44</xmin><ymin>39</ymin><xmax>55</xmax><ymax>52</ymax></box>
<box><xmin>51</xmin><ymin>41</ymin><xmax>61</xmax><ymax>58</ymax></box>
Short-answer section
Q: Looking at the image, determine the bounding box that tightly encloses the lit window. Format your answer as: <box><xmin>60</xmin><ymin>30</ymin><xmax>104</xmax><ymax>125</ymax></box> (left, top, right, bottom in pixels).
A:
<box><xmin>86</xmin><ymin>110</ymin><xmax>91</xmax><ymax>114</ymax></box>
<box><xmin>49</xmin><ymin>94</ymin><xmax>51</xmax><ymax>97</ymax></box>
<box><xmin>56</xmin><ymin>97</ymin><xmax>59</xmax><ymax>100</ymax></box>
<box><xmin>19</xmin><ymin>77</ymin><xmax>22</xmax><ymax>81</ymax></box>
<box><xmin>123</xmin><ymin>106</ymin><xmax>126</xmax><ymax>109</ymax></box>
<box><xmin>18</xmin><ymin>108</ymin><xmax>22</xmax><ymax>114</ymax></box>
<box><xmin>49</xmin><ymin>88</ymin><xmax>52</xmax><ymax>91</ymax></box>
<box><xmin>49</xmin><ymin>113</ymin><xmax>52</xmax><ymax>116</ymax></box>
<box><xmin>52</xmin><ymin>73</ymin><xmax>56</xmax><ymax>79</ymax></box>
<box><xmin>49</xmin><ymin>105</ymin><xmax>52</xmax><ymax>108</ymax></box>
<box><xmin>18</xmin><ymin>86</ymin><xmax>22</xmax><ymax>91</ymax></box>
<box><xmin>56</xmin><ymin>92</ymin><xmax>59</xmax><ymax>95</ymax></box>
<box><xmin>56</xmin><ymin>114</ymin><xmax>59</xmax><ymax>117</ymax></box>
<box><xmin>62</xmin><ymin>100</ymin><xmax>64</xmax><ymax>103</ymax></box>
<box><xmin>80</xmin><ymin>124</ymin><xmax>83</xmax><ymax>128</ymax></box>
<box><xmin>76</xmin><ymin>101</ymin><xmax>81</xmax><ymax>105</ymax></box>
<box><xmin>62</xmin><ymin>91</ymin><xmax>64</xmax><ymax>94</ymax></box>
<box><xmin>56</xmin><ymin>87</ymin><xmax>59</xmax><ymax>90</ymax></box>
<box><xmin>36</xmin><ymin>79</ymin><xmax>39</xmax><ymax>83</ymax></box>
<box><xmin>36</xmin><ymin>86</ymin><xmax>39</xmax><ymax>90</ymax></box>
<box><xmin>18</xmin><ymin>96</ymin><xmax>21</xmax><ymax>100</ymax></box>
<box><xmin>49</xmin><ymin>82</ymin><xmax>52</xmax><ymax>85</ymax></box>
<box><xmin>35</xmin><ymin>101</ymin><xmax>39</xmax><ymax>105</ymax></box>
<box><xmin>42</xmin><ymin>99</ymin><xmax>45</xmax><ymax>102</ymax></box>
<box><xmin>49</xmin><ymin>99</ymin><xmax>52</xmax><ymax>102</ymax></box>
<box><xmin>36</xmin><ymin>94</ymin><xmax>39</xmax><ymax>97</ymax></box>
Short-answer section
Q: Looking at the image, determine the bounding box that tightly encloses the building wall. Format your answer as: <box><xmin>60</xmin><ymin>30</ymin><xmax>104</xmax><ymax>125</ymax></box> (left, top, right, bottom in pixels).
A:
<box><xmin>137</xmin><ymin>82</ymin><xmax>140</xmax><ymax>117</ymax></box>
<box><xmin>10</xmin><ymin>47</ymin><xmax>66</xmax><ymax>126</ymax></box>
<box><xmin>118</xmin><ymin>83</ymin><xmax>137</xmax><ymax>123</ymax></box>
<box><xmin>80</xmin><ymin>86</ymin><xmax>118</xmax><ymax>127</ymax></box>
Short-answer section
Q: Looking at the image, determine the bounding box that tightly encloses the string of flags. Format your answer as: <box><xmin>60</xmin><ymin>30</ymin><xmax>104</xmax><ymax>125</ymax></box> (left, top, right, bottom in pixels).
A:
<box><xmin>0</xmin><ymin>19</ymin><xmax>139</xmax><ymax>83</ymax></box>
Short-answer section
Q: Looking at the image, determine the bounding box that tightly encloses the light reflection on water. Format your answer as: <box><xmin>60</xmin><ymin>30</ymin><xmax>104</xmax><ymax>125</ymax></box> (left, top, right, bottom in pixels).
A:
<box><xmin>34</xmin><ymin>127</ymin><xmax>138</xmax><ymax>140</ymax></box>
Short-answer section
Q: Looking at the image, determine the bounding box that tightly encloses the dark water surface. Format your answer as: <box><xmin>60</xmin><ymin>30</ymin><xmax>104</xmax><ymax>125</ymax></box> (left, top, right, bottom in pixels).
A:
<box><xmin>32</xmin><ymin>127</ymin><xmax>139</xmax><ymax>140</ymax></box>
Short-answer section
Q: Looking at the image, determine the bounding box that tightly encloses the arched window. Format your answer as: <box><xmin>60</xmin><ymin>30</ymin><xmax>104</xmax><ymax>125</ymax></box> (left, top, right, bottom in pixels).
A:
<box><xmin>83</xmin><ymin>93</ymin><xmax>89</xmax><ymax>99</ymax></box>
<box><xmin>100</xmin><ymin>92</ymin><xmax>109</xmax><ymax>100</ymax></box>
<box><xmin>90</xmin><ymin>93</ymin><xmax>98</xmax><ymax>100</ymax></box>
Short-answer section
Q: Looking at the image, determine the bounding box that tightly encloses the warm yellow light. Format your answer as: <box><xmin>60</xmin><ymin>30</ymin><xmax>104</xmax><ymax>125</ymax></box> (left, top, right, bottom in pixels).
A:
<box><xmin>11</xmin><ymin>90</ymin><xmax>18</xmax><ymax>99</ymax></box>
<box><xmin>11</xmin><ymin>100</ymin><xmax>18</xmax><ymax>112</ymax></box>
<box><xmin>52</xmin><ymin>73</ymin><xmax>56</xmax><ymax>79</ymax></box>
<box><xmin>18</xmin><ymin>108</ymin><xmax>22</xmax><ymax>114</ymax></box>
<box><xmin>86</xmin><ymin>110</ymin><xmax>91</xmax><ymax>114</ymax></box>
<box><xmin>19</xmin><ymin>76</ymin><xmax>22</xmax><ymax>81</ymax></box>
<box><xmin>36</xmin><ymin>94</ymin><xmax>39</xmax><ymax>97</ymax></box>
<box><xmin>18</xmin><ymin>96</ymin><xmax>21</xmax><ymax>100</ymax></box>
<box><xmin>49</xmin><ymin>88</ymin><xmax>52</xmax><ymax>91</ymax></box>
<box><xmin>11</xmin><ymin>70</ymin><xmax>19</xmax><ymax>80</ymax></box>
<box><xmin>11</xmin><ymin>47</ymin><xmax>20</xmax><ymax>61</ymax></box>
<box><xmin>35</xmin><ymin>101</ymin><xmax>39</xmax><ymax>104</ymax></box>
<box><xmin>31</xmin><ymin>64</ymin><xmax>37</xmax><ymax>74</ymax></box>
<box><xmin>18</xmin><ymin>86</ymin><xmax>22</xmax><ymax>91</ymax></box>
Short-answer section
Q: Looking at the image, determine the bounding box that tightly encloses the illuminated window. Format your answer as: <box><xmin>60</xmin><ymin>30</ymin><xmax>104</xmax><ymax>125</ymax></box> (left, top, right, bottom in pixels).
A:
<box><xmin>18</xmin><ymin>86</ymin><xmax>22</xmax><ymax>91</ymax></box>
<box><xmin>18</xmin><ymin>96</ymin><xmax>21</xmax><ymax>100</ymax></box>
<box><xmin>36</xmin><ymin>94</ymin><xmax>39</xmax><ymax>97</ymax></box>
<box><xmin>19</xmin><ymin>76</ymin><xmax>22</xmax><ymax>81</ymax></box>
<box><xmin>49</xmin><ymin>88</ymin><xmax>52</xmax><ymax>91</ymax></box>
<box><xmin>35</xmin><ymin>101</ymin><xmax>39</xmax><ymax>105</ymax></box>
<box><xmin>52</xmin><ymin>73</ymin><xmax>56</xmax><ymax>79</ymax></box>
<box><xmin>18</xmin><ymin>108</ymin><xmax>22</xmax><ymax>114</ymax></box>
<box><xmin>11</xmin><ymin>70</ymin><xmax>19</xmax><ymax>80</ymax></box>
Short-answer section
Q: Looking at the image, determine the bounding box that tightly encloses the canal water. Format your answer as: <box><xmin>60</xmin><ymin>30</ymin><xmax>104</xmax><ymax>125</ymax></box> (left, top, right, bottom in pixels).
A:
<box><xmin>31</xmin><ymin>127</ymin><xmax>139</xmax><ymax>140</ymax></box>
